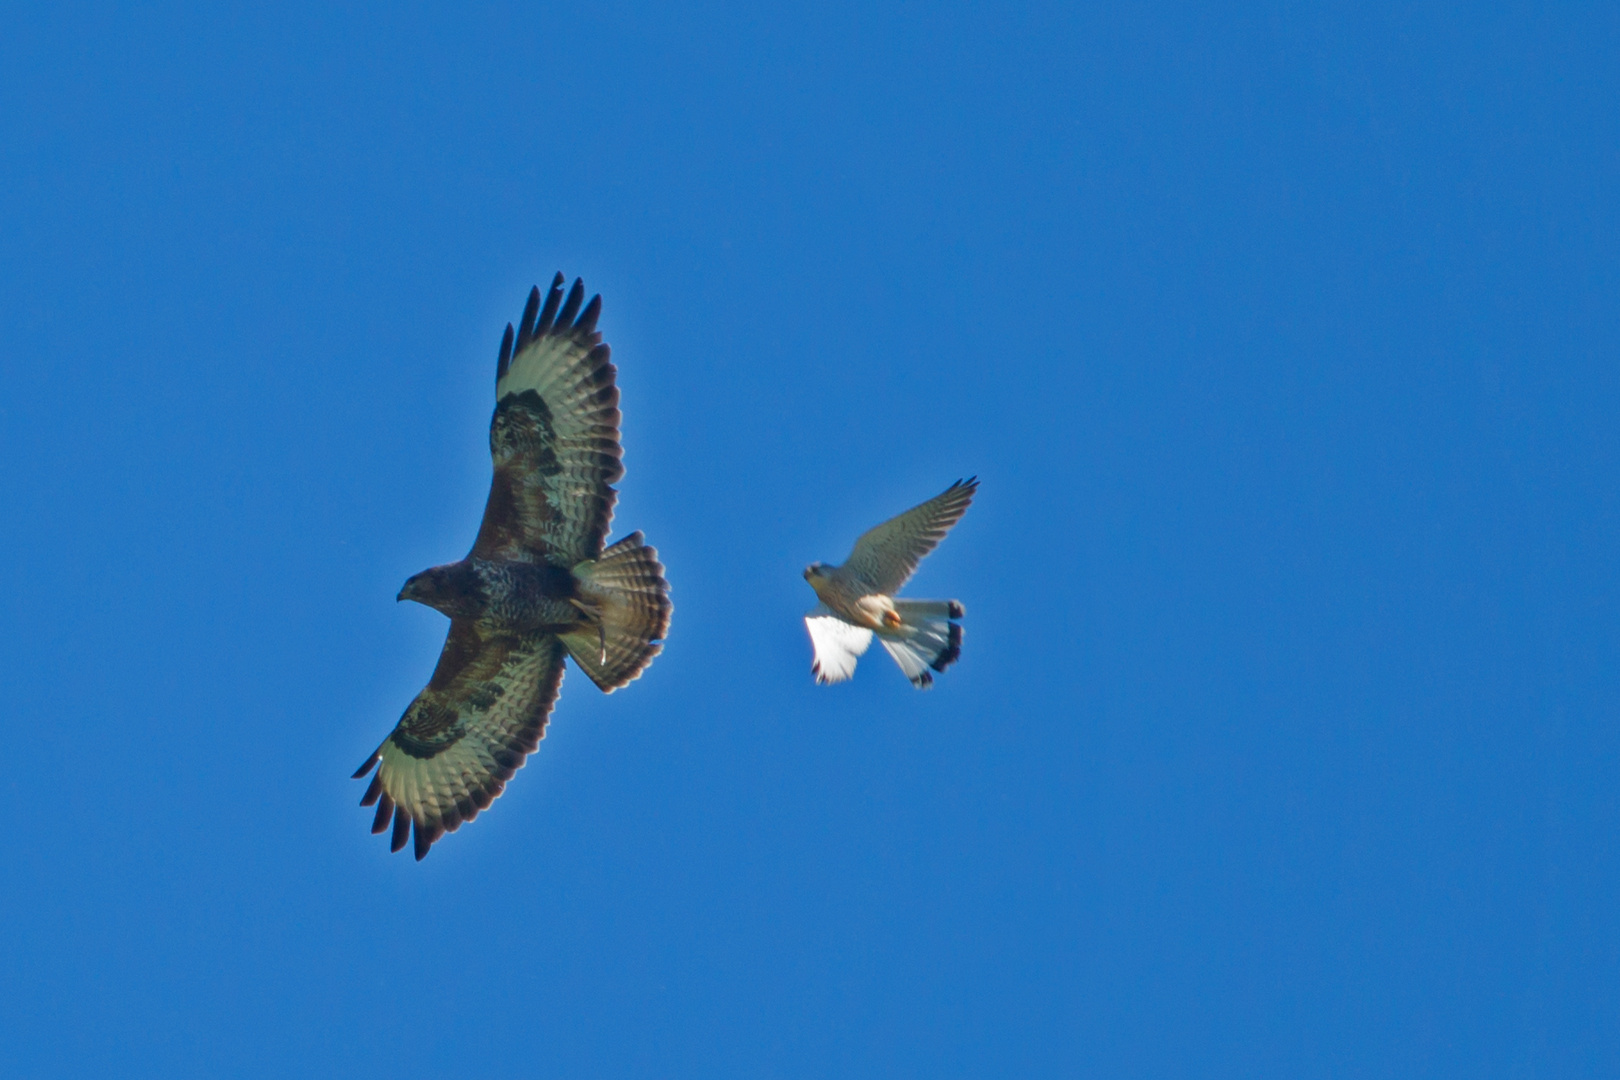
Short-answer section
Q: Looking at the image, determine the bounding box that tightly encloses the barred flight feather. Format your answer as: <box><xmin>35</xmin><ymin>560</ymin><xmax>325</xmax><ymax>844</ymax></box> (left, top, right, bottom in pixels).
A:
<box><xmin>477</xmin><ymin>274</ymin><xmax>625</xmax><ymax>567</ymax></box>
<box><xmin>561</xmin><ymin>533</ymin><xmax>672</xmax><ymax>692</ymax></box>
<box><xmin>844</xmin><ymin>478</ymin><xmax>978</xmax><ymax>594</ymax></box>
<box><xmin>356</xmin><ymin>631</ymin><xmax>566</xmax><ymax>859</ymax></box>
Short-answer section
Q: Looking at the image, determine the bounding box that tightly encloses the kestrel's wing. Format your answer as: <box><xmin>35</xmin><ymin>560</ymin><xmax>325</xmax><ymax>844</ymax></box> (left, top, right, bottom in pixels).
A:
<box><xmin>805</xmin><ymin>604</ymin><xmax>874</xmax><ymax>685</ymax></box>
<box><xmin>353</xmin><ymin>622</ymin><xmax>566</xmax><ymax>860</ymax></box>
<box><xmin>472</xmin><ymin>274</ymin><xmax>624</xmax><ymax>568</ymax></box>
<box><xmin>842</xmin><ymin>478</ymin><xmax>978</xmax><ymax>594</ymax></box>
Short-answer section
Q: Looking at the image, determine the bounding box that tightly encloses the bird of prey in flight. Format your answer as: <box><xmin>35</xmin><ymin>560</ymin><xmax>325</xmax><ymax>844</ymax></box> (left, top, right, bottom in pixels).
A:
<box><xmin>803</xmin><ymin>479</ymin><xmax>977</xmax><ymax>688</ymax></box>
<box><xmin>354</xmin><ymin>274</ymin><xmax>672</xmax><ymax>860</ymax></box>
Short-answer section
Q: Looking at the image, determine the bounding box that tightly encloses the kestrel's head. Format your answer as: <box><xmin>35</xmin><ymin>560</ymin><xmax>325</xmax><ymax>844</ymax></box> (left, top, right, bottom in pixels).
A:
<box><xmin>803</xmin><ymin>562</ymin><xmax>830</xmax><ymax>583</ymax></box>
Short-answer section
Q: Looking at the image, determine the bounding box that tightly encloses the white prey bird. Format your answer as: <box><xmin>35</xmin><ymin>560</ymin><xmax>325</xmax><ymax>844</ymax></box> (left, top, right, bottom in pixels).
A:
<box><xmin>802</xmin><ymin>478</ymin><xmax>977</xmax><ymax>688</ymax></box>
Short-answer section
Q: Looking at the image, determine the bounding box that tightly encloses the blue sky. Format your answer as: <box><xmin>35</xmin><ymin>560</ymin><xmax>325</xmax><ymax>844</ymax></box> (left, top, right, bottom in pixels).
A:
<box><xmin>3</xmin><ymin>2</ymin><xmax>1617</xmax><ymax>1076</ymax></box>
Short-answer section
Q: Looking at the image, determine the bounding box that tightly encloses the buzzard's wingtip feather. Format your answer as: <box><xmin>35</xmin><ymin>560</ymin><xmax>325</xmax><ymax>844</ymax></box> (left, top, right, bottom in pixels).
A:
<box><xmin>536</xmin><ymin>273</ymin><xmax>565</xmax><ymax>333</ymax></box>
<box><xmin>578</xmin><ymin>293</ymin><xmax>602</xmax><ymax>333</ymax></box>
<box><xmin>516</xmin><ymin>287</ymin><xmax>541</xmax><ymax>351</ymax></box>
<box><xmin>359</xmin><ymin>772</ymin><xmax>384</xmax><ymax>807</ymax></box>
<box><xmin>351</xmin><ymin>753</ymin><xmax>380</xmax><ymax>780</ymax></box>
<box><xmin>371</xmin><ymin>794</ymin><xmax>394</xmax><ymax>834</ymax></box>
<box><xmin>556</xmin><ymin>278</ymin><xmax>585</xmax><ymax>328</ymax></box>
<box><xmin>497</xmin><ymin>323</ymin><xmax>515</xmax><ymax>376</ymax></box>
<box><xmin>390</xmin><ymin>807</ymin><xmax>410</xmax><ymax>853</ymax></box>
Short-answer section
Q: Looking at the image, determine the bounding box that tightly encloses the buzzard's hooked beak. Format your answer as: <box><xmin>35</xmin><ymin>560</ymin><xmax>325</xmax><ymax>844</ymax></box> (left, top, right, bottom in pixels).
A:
<box><xmin>397</xmin><ymin>576</ymin><xmax>418</xmax><ymax>603</ymax></box>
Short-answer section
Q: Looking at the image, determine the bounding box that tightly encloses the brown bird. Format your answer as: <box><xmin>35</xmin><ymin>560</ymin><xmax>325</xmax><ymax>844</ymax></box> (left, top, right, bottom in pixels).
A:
<box><xmin>354</xmin><ymin>274</ymin><xmax>671</xmax><ymax>860</ymax></box>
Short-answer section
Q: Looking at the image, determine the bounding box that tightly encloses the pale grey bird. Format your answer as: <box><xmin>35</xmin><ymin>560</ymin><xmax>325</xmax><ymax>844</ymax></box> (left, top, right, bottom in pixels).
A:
<box><xmin>802</xmin><ymin>478</ymin><xmax>977</xmax><ymax>688</ymax></box>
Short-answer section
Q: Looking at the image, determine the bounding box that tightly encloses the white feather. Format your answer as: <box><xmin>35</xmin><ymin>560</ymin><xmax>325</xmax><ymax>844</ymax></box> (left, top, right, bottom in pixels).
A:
<box><xmin>804</xmin><ymin>605</ymin><xmax>873</xmax><ymax>685</ymax></box>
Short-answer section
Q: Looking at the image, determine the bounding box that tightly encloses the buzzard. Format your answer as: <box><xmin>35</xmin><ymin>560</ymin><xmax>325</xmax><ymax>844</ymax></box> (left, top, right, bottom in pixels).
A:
<box><xmin>803</xmin><ymin>479</ymin><xmax>977</xmax><ymax>688</ymax></box>
<box><xmin>354</xmin><ymin>274</ymin><xmax>671</xmax><ymax>860</ymax></box>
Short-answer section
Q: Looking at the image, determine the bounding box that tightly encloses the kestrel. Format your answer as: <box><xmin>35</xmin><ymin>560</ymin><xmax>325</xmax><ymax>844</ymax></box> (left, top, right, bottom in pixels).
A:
<box><xmin>802</xmin><ymin>478</ymin><xmax>976</xmax><ymax>688</ymax></box>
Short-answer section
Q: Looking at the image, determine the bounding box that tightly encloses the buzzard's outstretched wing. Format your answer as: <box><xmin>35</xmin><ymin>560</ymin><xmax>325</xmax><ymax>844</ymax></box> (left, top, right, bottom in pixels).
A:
<box><xmin>353</xmin><ymin>624</ymin><xmax>566</xmax><ymax>860</ymax></box>
<box><xmin>472</xmin><ymin>274</ymin><xmax>624</xmax><ymax>567</ymax></box>
<box><xmin>843</xmin><ymin>478</ymin><xmax>978</xmax><ymax>594</ymax></box>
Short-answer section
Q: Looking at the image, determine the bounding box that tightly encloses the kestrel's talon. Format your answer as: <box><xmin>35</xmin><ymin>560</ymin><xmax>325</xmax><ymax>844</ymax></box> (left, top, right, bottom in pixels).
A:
<box><xmin>882</xmin><ymin>610</ymin><xmax>902</xmax><ymax>629</ymax></box>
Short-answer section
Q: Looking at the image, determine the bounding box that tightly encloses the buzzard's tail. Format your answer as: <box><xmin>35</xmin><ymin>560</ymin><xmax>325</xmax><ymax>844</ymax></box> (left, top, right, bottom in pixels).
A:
<box><xmin>561</xmin><ymin>531</ymin><xmax>672</xmax><ymax>692</ymax></box>
<box><xmin>880</xmin><ymin>599</ymin><xmax>964</xmax><ymax>689</ymax></box>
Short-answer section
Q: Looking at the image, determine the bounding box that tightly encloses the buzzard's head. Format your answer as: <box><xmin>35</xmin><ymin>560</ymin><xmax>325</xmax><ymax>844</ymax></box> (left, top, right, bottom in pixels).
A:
<box><xmin>398</xmin><ymin>563</ymin><xmax>479</xmax><ymax>618</ymax></box>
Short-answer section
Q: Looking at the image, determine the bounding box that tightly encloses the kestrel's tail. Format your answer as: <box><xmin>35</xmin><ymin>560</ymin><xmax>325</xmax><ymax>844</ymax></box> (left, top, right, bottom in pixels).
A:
<box><xmin>879</xmin><ymin>599</ymin><xmax>964</xmax><ymax>689</ymax></box>
<box><xmin>561</xmin><ymin>532</ymin><xmax>672</xmax><ymax>692</ymax></box>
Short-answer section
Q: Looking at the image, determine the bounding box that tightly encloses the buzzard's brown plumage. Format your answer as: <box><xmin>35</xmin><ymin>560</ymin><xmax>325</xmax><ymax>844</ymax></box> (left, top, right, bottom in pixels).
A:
<box><xmin>354</xmin><ymin>274</ymin><xmax>671</xmax><ymax>860</ymax></box>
